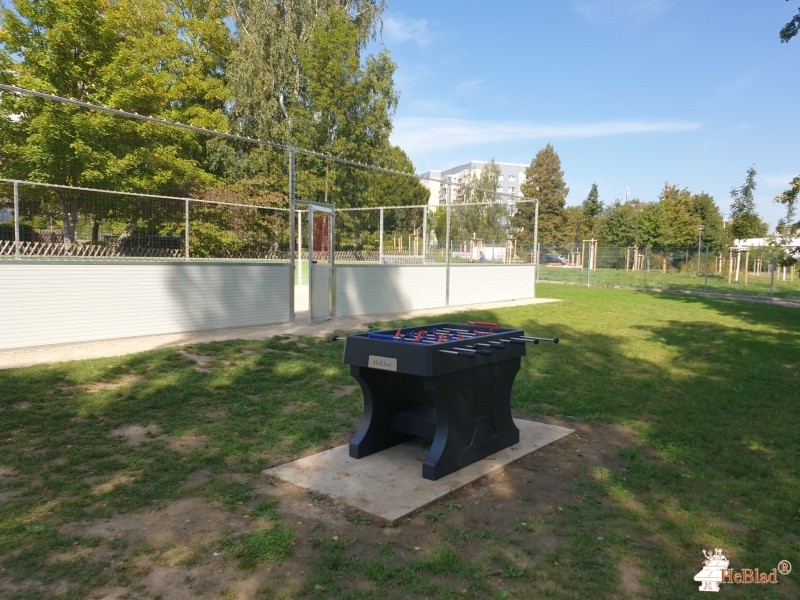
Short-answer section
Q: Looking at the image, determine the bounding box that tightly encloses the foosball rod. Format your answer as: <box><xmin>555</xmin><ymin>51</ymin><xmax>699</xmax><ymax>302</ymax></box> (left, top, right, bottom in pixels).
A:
<box><xmin>367</xmin><ymin>332</ymin><xmax>440</xmax><ymax>344</ymax></box>
<box><xmin>435</xmin><ymin>327</ymin><xmax>492</xmax><ymax>338</ymax></box>
<box><xmin>369</xmin><ymin>331</ymin><xmax>470</xmax><ymax>345</ymax></box>
<box><xmin>503</xmin><ymin>336</ymin><xmax>559</xmax><ymax>344</ymax></box>
<box><xmin>476</xmin><ymin>341</ymin><xmax>506</xmax><ymax>349</ymax></box>
<box><xmin>439</xmin><ymin>347</ymin><xmax>479</xmax><ymax>356</ymax></box>
<box><xmin>439</xmin><ymin>345</ymin><xmax>494</xmax><ymax>356</ymax></box>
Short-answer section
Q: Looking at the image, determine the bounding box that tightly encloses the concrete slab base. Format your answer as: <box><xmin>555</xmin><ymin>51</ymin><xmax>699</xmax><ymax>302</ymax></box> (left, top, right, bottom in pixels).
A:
<box><xmin>263</xmin><ymin>419</ymin><xmax>573</xmax><ymax>523</ymax></box>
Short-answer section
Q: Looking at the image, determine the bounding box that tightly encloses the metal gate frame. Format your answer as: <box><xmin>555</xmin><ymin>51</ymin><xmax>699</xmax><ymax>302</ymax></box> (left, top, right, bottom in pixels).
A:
<box><xmin>306</xmin><ymin>201</ymin><xmax>335</xmax><ymax>323</ymax></box>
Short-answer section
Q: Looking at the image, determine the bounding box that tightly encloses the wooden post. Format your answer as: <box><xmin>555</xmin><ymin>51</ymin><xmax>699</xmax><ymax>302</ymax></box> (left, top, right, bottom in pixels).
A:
<box><xmin>744</xmin><ymin>249</ymin><xmax>749</xmax><ymax>285</ymax></box>
<box><xmin>727</xmin><ymin>249</ymin><xmax>733</xmax><ymax>283</ymax></box>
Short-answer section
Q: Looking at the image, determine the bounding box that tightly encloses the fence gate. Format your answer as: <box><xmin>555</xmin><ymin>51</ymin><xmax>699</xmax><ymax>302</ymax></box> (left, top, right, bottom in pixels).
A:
<box><xmin>308</xmin><ymin>202</ymin><xmax>335</xmax><ymax>323</ymax></box>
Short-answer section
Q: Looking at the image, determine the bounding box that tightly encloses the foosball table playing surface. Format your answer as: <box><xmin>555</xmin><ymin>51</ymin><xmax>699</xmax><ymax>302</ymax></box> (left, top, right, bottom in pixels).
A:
<box><xmin>343</xmin><ymin>322</ymin><xmax>558</xmax><ymax>480</ymax></box>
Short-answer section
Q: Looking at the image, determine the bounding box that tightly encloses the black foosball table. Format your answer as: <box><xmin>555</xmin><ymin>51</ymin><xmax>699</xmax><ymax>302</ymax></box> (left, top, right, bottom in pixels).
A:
<box><xmin>343</xmin><ymin>322</ymin><xmax>558</xmax><ymax>480</ymax></box>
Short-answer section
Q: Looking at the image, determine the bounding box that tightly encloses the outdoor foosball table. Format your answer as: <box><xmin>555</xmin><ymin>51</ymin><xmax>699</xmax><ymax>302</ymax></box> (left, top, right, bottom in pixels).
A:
<box><xmin>343</xmin><ymin>322</ymin><xmax>558</xmax><ymax>480</ymax></box>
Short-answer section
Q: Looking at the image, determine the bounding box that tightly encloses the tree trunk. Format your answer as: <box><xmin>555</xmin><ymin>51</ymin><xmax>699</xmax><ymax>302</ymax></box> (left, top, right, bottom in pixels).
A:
<box><xmin>92</xmin><ymin>219</ymin><xmax>101</xmax><ymax>244</ymax></box>
<box><xmin>59</xmin><ymin>191</ymin><xmax>80</xmax><ymax>244</ymax></box>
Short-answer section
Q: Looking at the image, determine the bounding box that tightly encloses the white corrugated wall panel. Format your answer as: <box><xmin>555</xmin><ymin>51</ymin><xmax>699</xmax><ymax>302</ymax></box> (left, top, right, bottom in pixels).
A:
<box><xmin>335</xmin><ymin>265</ymin><xmax>447</xmax><ymax>316</ymax></box>
<box><xmin>449</xmin><ymin>265</ymin><xmax>535</xmax><ymax>306</ymax></box>
<box><xmin>1</xmin><ymin>262</ymin><xmax>291</xmax><ymax>350</ymax></box>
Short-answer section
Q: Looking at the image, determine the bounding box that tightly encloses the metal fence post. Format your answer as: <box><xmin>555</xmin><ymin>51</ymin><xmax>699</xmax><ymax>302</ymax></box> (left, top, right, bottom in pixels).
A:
<box><xmin>445</xmin><ymin>199</ymin><xmax>451</xmax><ymax>305</ymax></box>
<box><xmin>13</xmin><ymin>181</ymin><xmax>21</xmax><ymax>260</ymax></box>
<box><xmin>379</xmin><ymin>207</ymin><xmax>384</xmax><ymax>263</ymax></box>
<box><xmin>296</xmin><ymin>209</ymin><xmax>303</xmax><ymax>286</ymax></box>
<box><xmin>532</xmin><ymin>199</ymin><xmax>539</xmax><ymax>296</ymax></box>
<box><xmin>184</xmin><ymin>198</ymin><xmax>190</xmax><ymax>261</ymax></box>
<box><xmin>289</xmin><ymin>149</ymin><xmax>296</xmax><ymax>320</ymax></box>
<box><xmin>422</xmin><ymin>205</ymin><xmax>428</xmax><ymax>265</ymax></box>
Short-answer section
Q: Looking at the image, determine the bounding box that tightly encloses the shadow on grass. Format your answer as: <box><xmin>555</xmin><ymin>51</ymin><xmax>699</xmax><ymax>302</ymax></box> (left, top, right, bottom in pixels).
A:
<box><xmin>442</xmin><ymin>292</ymin><xmax>799</xmax><ymax>597</ymax></box>
<box><xmin>0</xmin><ymin>288</ymin><xmax>798</xmax><ymax>598</ymax></box>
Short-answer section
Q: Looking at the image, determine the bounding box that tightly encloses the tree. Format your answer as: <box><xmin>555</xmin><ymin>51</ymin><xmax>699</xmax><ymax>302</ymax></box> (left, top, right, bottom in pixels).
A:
<box><xmin>637</xmin><ymin>184</ymin><xmax>727</xmax><ymax>250</ymax></box>
<box><xmin>563</xmin><ymin>205</ymin><xmax>586</xmax><ymax>246</ymax></box>
<box><xmin>296</xmin><ymin>5</ymin><xmax>397</xmax><ymax>204</ymax></box>
<box><xmin>0</xmin><ymin>0</ymin><xmax>231</xmax><ymax>241</ymax></box>
<box><xmin>775</xmin><ymin>176</ymin><xmax>800</xmax><ymax>236</ymax></box>
<box><xmin>349</xmin><ymin>145</ymin><xmax>428</xmax><ymax>249</ymax></box>
<box><xmin>581</xmin><ymin>183</ymin><xmax>603</xmax><ymax>235</ymax></box>
<box><xmin>513</xmin><ymin>144</ymin><xmax>569</xmax><ymax>245</ymax></box>
<box><xmin>689</xmin><ymin>192</ymin><xmax>726</xmax><ymax>251</ymax></box>
<box><xmin>729</xmin><ymin>166</ymin><xmax>768</xmax><ymax>241</ymax></box>
<box><xmin>778</xmin><ymin>5</ymin><xmax>800</xmax><ymax>237</ymax></box>
<box><xmin>598</xmin><ymin>199</ymin><xmax>646</xmax><ymax>247</ymax></box>
<box><xmin>226</xmin><ymin>0</ymin><xmax>397</xmax><ymax>206</ymax></box>
<box><xmin>647</xmin><ymin>185</ymin><xmax>701</xmax><ymax>248</ymax></box>
<box><xmin>453</xmin><ymin>160</ymin><xmax>507</xmax><ymax>244</ymax></box>
<box><xmin>780</xmin><ymin>0</ymin><xmax>800</xmax><ymax>42</ymax></box>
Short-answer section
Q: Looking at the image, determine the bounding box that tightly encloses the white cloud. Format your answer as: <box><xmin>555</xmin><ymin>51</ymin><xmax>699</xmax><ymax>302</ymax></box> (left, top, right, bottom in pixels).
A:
<box><xmin>392</xmin><ymin>117</ymin><xmax>702</xmax><ymax>154</ymax></box>
<box><xmin>383</xmin><ymin>15</ymin><xmax>434</xmax><ymax>48</ymax></box>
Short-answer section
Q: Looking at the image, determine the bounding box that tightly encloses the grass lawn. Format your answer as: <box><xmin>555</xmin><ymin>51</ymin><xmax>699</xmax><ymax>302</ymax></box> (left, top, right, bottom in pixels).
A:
<box><xmin>539</xmin><ymin>265</ymin><xmax>800</xmax><ymax>301</ymax></box>
<box><xmin>1</xmin><ymin>284</ymin><xmax>798</xmax><ymax>599</ymax></box>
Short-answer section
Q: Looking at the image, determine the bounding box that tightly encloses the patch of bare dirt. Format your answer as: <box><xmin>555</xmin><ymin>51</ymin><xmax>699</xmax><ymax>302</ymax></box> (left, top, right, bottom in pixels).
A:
<box><xmin>107</xmin><ymin>423</ymin><xmax>208</xmax><ymax>454</ymax></box>
<box><xmin>331</xmin><ymin>384</ymin><xmax>359</xmax><ymax>399</ymax></box>
<box><xmin>109</xmin><ymin>423</ymin><xmax>162</xmax><ymax>446</ymax></box>
<box><xmin>165</xmin><ymin>431</ymin><xmax>209</xmax><ymax>453</ymax></box>
<box><xmin>89</xmin><ymin>472</ymin><xmax>138</xmax><ymax>496</ymax></box>
<box><xmin>85</xmin><ymin>374</ymin><xmax>145</xmax><ymax>393</ymax></box>
<box><xmin>179</xmin><ymin>350</ymin><xmax>214</xmax><ymax>372</ymax></box>
<box><xmin>45</xmin><ymin>419</ymin><xmax>655</xmax><ymax>598</ymax></box>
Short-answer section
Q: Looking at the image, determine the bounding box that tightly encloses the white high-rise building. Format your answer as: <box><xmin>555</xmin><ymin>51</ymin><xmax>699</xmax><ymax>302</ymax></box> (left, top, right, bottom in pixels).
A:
<box><xmin>420</xmin><ymin>161</ymin><xmax>528</xmax><ymax>207</ymax></box>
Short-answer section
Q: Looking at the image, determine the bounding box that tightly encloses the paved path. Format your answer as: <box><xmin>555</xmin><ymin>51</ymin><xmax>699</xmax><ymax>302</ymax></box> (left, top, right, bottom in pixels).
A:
<box><xmin>0</xmin><ymin>295</ymin><xmax>557</xmax><ymax>370</ymax></box>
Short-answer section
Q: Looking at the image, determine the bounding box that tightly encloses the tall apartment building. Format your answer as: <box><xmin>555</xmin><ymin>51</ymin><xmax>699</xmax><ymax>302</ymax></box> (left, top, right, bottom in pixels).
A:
<box><xmin>420</xmin><ymin>161</ymin><xmax>528</xmax><ymax>207</ymax></box>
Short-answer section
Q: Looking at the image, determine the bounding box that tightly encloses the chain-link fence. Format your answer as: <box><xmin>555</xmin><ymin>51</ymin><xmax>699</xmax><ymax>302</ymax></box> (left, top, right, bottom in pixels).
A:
<box><xmin>535</xmin><ymin>241</ymin><xmax>800</xmax><ymax>303</ymax></box>
<box><xmin>0</xmin><ymin>179</ymin><xmax>292</xmax><ymax>261</ymax></box>
<box><xmin>335</xmin><ymin>200</ymin><xmax>537</xmax><ymax>265</ymax></box>
<box><xmin>5</xmin><ymin>180</ymin><xmax>797</xmax><ymax>303</ymax></box>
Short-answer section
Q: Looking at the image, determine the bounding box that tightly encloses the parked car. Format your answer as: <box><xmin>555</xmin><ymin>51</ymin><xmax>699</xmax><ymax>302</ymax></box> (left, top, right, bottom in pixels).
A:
<box><xmin>540</xmin><ymin>253</ymin><xmax>566</xmax><ymax>265</ymax></box>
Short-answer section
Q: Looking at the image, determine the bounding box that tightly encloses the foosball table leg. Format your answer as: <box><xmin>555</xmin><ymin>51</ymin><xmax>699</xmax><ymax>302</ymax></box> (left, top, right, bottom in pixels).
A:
<box><xmin>348</xmin><ymin>366</ymin><xmax>416</xmax><ymax>459</ymax></box>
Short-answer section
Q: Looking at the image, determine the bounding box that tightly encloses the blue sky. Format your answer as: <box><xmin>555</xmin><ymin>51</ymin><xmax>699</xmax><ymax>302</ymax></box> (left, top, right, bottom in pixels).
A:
<box><xmin>379</xmin><ymin>1</ymin><xmax>799</xmax><ymax>230</ymax></box>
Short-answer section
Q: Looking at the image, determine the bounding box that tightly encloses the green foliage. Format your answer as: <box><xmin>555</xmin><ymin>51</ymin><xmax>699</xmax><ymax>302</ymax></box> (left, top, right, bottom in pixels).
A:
<box><xmin>641</xmin><ymin>184</ymin><xmax>700</xmax><ymax>249</ymax></box>
<box><xmin>365</xmin><ymin>146</ymin><xmax>429</xmax><ymax>209</ymax></box>
<box><xmin>194</xmin><ymin>178</ymin><xmax>291</xmax><ymax>256</ymax></box>
<box><xmin>226</xmin><ymin>0</ymin><xmax>397</xmax><ymax>207</ymax></box>
<box><xmin>581</xmin><ymin>182</ymin><xmax>603</xmax><ymax>235</ymax></box>
<box><xmin>563</xmin><ymin>204</ymin><xmax>586</xmax><ymax>245</ymax></box>
<box><xmin>0</xmin><ymin>0</ymin><xmax>230</xmax><ymax>239</ymax></box>
<box><xmin>0</xmin><ymin>221</ymin><xmax>33</xmax><ymax>240</ymax></box>
<box><xmin>596</xmin><ymin>186</ymin><xmax>726</xmax><ymax>251</ymax></box>
<box><xmin>729</xmin><ymin>166</ymin><xmax>768</xmax><ymax>240</ymax></box>
<box><xmin>452</xmin><ymin>160</ymin><xmax>508</xmax><ymax>243</ymax></box>
<box><xmin>597</xmin><ymin>199</ymin><xmax>646</xmax><ymax>247</ymax></box>
<box><xmin>780</xmin><ymin>1</ymin><xmax>800</xmax><ymax>42</ymax></box>
<box><xmin>775</xmin><ymin>175</ymin><xmax>800</xmax><ymax>238</ymax></box>
<box><xmin>514</xmin><ymin>144</ymin><xmax>569</xmax><ymax>245</ymax></box>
